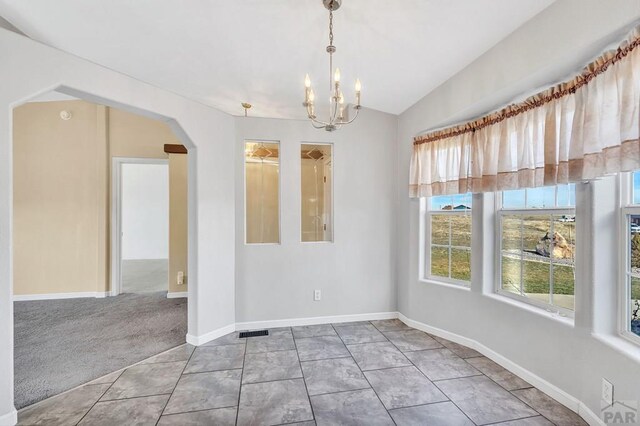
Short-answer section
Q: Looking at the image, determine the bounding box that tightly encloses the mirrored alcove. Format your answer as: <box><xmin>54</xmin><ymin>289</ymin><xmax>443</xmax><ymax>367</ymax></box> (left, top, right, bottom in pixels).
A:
<box><xmin>301</xmin><ymin>143</ymin><xmax>333</xmax><ymax>242</ymax></box>
<box><xmin>245</xmin><ymin>141</ymin><xmax>280</xmax><ymax>244</ymax></box>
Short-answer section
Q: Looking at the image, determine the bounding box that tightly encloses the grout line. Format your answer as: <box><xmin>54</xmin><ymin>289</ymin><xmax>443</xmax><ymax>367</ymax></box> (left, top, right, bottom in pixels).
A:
<box><xmin>386</xmin><ymin>400</ymin><xmax>456</xmax><ymax>413</ymax></box>
<box><xmin>234</xmin><ymin>338</ymin><xmax>249</xmax><ymax>425</ymax></box>
<box><xmin>430</xmin><ymin>380</ymin><xmax>478</xmax><ymax>425</ymax></box>
<box><xmin>155</xmin><ymin>343</ymin><xmax>198</xmax><ymax>425</ymax></box>
<box><xmin>509</xmin><ymin>390</ymin><xmax>556</xmax><ymax>425</ymax></box>
<box><xmin>292</xmin><ymin>327</ymin><xmax>316</xmax><ymax>423</ymax></box>
<box><xmin>378</xmin><ymin>326</ymin><xmax>481</xmax><ymax>426</ymax></box>
<box><xmin>159</xmin><ymin>404</ymin><xmax>238</xmax><ymax>418</ymax></box>
<box><xmin>94</xmin><ymin>393</ymin><xmax>173</xmax><ymax>404</ymax></box>
<box><xmin>73</xmin><ymin>366</ymin><xmax>132</xmax><ymax>425</ymax></box>
<box><xmin>181</xmin><ymin>367</ymin><xmax>244</xmax><ymax>376</ymax></box>
<box><xmin>482</xmin><ymin>414</ymin><xmax>550</xmax><ymax>425</ymax></box>
<box><xmin>298</xmin><ymin>355</ymin><xmax>352</xmax><ymax>363</ymax></box>
<box><xmin>430</xmin><ymin>373</ymin><xmax>485</xmax><ymax>383</ymax></box>
<box><xmin>307</xmin><ymin>386</ymin><xmax>373</xmax><ymax>398</ymax></box>
<box><xmin>331</xmin><ymin>323</ymin><xmax>398</xmax><ymax>426</ymax></box>
<box><xmin>241</xmin><ymin>375</ymin><xmax>306</xmax><ymax>387</ymax></box>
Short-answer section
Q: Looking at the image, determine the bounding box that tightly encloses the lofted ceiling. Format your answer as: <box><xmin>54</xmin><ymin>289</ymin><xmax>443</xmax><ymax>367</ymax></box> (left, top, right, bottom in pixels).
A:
<box><xmin>0</xmin><ymin>0</ymin><xmax>555</xmax><ymax>119</ymax></box>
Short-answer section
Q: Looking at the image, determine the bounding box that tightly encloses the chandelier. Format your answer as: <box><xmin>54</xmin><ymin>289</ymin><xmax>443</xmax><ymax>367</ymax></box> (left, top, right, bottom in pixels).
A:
<box><xmin>303</xmin><ymin>0</ymin><xmax>361</xmax><ymax>132</ymax></box>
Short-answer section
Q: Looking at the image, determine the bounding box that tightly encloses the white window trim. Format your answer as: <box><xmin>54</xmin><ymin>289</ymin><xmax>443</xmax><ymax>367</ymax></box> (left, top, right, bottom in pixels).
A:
<box><xmin>423</xmin><ymin>197</ymin><xmax>472</xmax><ymax>287</ymax></box>
<box><xmin>619</xmin><ymin>172</ymin><xmax>640</xmax><ymax>346</ymax></box>
<box><xmin>495</xmin><ymin>190</ymin><xmax>576</xmax><ymax>318</ymax></box>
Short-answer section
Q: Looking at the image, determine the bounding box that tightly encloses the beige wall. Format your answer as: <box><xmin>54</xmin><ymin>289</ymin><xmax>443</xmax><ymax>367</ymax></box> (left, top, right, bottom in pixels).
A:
<box><xmin>169</xmin><ymin>154</ymin><xmax>188</xmax><ymax>293</ymax></box>
<box><xmin>13</xmin><ymin>99</ymin><xmax>188</xmax><ymax>296</ymax></box>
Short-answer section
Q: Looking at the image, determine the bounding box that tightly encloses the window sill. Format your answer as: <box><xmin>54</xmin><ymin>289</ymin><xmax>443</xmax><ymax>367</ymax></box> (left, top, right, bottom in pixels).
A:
<box><xmin>486</xmin><ymin>292</ymin><xmax>575</xmax><ymax>327</ymax></box>
<box><xmin>420</xmin><ymin>278</ymin><xmax>471</xmax><ymax>291</ymax></box>
<box><xmin>592</xmin><ymin>333</ymin><xmax>640</xmax><ymax>364</ymax></box>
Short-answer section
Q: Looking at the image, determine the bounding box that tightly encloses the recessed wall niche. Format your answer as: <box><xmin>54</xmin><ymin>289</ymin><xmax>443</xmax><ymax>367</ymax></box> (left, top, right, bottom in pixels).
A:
<box><xmin>301</xmin><ymin>143</ymin><xmax>333</xmax><ymax>242</ymax></box>
<box><xmin>244</xmin><ymin>140</ymin><xmax>280</xmax><ymax>244</ymax></box>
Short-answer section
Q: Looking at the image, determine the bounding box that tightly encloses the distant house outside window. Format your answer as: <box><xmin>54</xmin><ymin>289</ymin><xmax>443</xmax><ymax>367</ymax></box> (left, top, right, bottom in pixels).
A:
<box><xmin>426</xmin><ymin>193</ymin><xmax>472</xmax><ymax>285</ymax></box>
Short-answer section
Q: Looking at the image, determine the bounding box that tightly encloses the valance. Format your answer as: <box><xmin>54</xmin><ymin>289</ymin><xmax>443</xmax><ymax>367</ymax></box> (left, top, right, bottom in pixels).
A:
<box><xmin>410</xmin><ymin>25</ymin><xmax>640</xmax><ymax>198</ymax></box>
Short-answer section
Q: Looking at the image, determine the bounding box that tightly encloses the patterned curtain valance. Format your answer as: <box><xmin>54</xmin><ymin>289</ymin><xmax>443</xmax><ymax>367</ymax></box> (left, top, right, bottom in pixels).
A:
<box><xmin>410</xmin><ymin>25</ymin><xmax>640</xmax><ymax>198</ymax></box>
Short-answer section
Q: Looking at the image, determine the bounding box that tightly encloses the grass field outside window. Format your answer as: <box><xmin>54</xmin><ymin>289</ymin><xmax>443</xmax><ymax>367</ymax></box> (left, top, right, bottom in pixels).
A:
<box><xmin>498</xmin><ymin>185</ymin><xmax>576</xmax><ymax>315</ymax></box>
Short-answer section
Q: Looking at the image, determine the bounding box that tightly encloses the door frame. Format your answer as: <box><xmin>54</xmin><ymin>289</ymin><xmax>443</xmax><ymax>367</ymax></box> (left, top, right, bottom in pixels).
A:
<box><xmin>110</xmin><ymin>157</ymin><xmax>169</xmax><ymax>296</ymax></box>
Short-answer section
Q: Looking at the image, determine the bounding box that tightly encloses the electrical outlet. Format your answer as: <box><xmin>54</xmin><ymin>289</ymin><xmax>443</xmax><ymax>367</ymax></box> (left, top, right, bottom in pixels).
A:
<box><xmin>602</xmin><ymin>378</ymin><xmax>614</xmax><ymax>406</ymax></box>
<box><xmin>314</xmin><ymin>290</ymin><xmax>321</xmax><ymax>301</ymax></box>
<box><xmin>177</xmin><ymin>271</ymin><xmax>184</xmax><ymax>286</ymax></box>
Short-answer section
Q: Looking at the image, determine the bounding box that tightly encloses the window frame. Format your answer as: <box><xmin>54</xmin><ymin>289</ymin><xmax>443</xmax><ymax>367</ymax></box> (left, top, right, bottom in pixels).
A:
<box><xmin>495</xmin><ymin>186</ymin><xmax>577</xmax><ymax>318</ymax></box>
<box><xmin>424</xmin><ymin>196</ymin><xmax>472</xmax><ymax>287</ymax></box>
<box><xmin>619</xmin><ymin>172</ymin><xmax>640</xmax><ymax>345</ymax></box>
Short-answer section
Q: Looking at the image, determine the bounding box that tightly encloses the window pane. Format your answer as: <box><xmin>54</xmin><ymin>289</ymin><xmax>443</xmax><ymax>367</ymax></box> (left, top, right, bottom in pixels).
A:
<box><xmin>522</xmin><ymin>257</ymin><xmax>551</xmax><ymax>305</ymax></box>
<box><xmin>431</xmin><ymin>195</ymin><xmax>452</xmax><ymax>210</ymax></box>
<box><xmin>301</xmin><ymin>144</ymin><xmax>332</xmax><ymax>242</ymax></box>
<box><xmin>245</xmin><ymin>141</ymin><xmax>280</xmax><ymax>244</ymax></box>
<box><xmin>631</xmin><ymin>276</ymin><xmax>640</xmax><ymax>337</ymax></box>
<box><xmin>450</xmin><ymin>215</ymin><xmax>471</xmax><ymax>247</ymax></box>
<box><xmin>431</xmin><ymin>215</ymin><xmax>449</xmax><ymax>245</ymax></box>
<box><xmin>526</xmin><ymin>187</ymin><xmax>548</xmax><ymax>209</ymax></box>
<box><xmin>501</xmin><ymin>256</ymin><xmax>521</xmax><ymax>295</ymax></box>
<box><xmin>451</xmin><ymin>249</ymin><xmax>471</xmax><ymax>281</ymax></box>
<box><xmin>631</xmin><ymin>216</ymin><xmax>640</xmax><ymax>270</ymax></box>
<box><xmin>503</xmin><ymin>189</ymin><xmax>525</xmax><ymax>209</ymax></box>
<box><xmin>556</xmin><ymin>184</ymin><xmax>575</xmax><ymax>207</ymax></box>
<box><xmin>634</xmin><ymin>172</ymin><xmax>640</xmax><ymax>205</ymax></box>
<box><xmin>552</xmin><ymin>265</ymin><xmax>575</xmax><ymax>311</ymax></box>
<box><xmin>431</xmin><ymin>247</ymin><xmax>449</xmax><ymax>278</ymax></box>
<box><xmin>502</xmin><ymin>216</ymin><xmax>522</xmax><ymax>251</ymax></box>
<box><xmin>431</xmin><ymin>193</ymin><xmax>472</xmax><ymax>210</ymax></box>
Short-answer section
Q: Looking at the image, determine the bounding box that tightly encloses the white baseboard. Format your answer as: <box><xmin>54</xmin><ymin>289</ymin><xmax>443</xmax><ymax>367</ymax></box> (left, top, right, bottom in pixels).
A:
<box><xmin>0</xmin><ymin>408</ymin><xmax>17</xmax><ymax>426</ymax></box>
<box><xmin>397</xmin><ymin>313</ymin><xmax>604</xmax><ymax>426</ymax></box>
<box><xmin>167</xmin><ymin>292</ymin><xmax>188</xmax><ymax>299</ymax></box>
<box><xmin>13</xmin><ymin>291</ymin><xmax>109</xmax><ymax>301</ymax></box>
<box><xmin>235</xmin><ymin>311</ymin><xmax>399</xmax><ymax>331</ymax></box>
<box><xmin>186</xmin><ymin>323</ymin><xmax>235</xmax><ymax>346</ymax></box>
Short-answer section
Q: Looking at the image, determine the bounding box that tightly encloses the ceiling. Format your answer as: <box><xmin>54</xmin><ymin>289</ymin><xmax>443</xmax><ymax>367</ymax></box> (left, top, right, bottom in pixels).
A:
<box><xmin>0</xmin><ymin>0</ymin><xmax>555</xmax><ymax>119</ymax></box>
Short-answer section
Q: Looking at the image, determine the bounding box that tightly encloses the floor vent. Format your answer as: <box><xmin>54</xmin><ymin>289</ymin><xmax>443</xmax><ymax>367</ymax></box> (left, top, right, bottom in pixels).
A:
<box><xmin>239</xmin><ymin>330</ymin><xmax>269</xmax><ymax>338</ymax></box>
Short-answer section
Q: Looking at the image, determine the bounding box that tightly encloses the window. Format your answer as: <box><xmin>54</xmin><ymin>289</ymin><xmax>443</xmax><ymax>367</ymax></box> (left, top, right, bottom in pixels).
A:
<box><xmin>245</xmin><ymin>141</ymin><xmax>280</xmax><ymax>244</ymax></box>
<box><xmin>622</xmin><ymin>172</ymin><xmax>640</xmax><ymax>341</ymax></box>
<box><xmin>426</xmin><ymin>193</ymin><xmax>472</xmax><ymax>285</ymax></box>
<box><xmin>301</xmin><ymin>144</ymin><xmax>333</xmax><ymax>242</ymax></box>
<box><xmin>498</xmin><ymin>185</ymin><xmax>576</xmax><ymax>314</ymax></box>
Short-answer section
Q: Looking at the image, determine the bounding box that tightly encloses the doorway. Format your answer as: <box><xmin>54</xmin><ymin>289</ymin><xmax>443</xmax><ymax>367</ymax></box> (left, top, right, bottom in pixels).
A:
<box><xmin>113</xmin><ymin>160</ymin><xmax>169</xmax><ymax>295</ymax></box>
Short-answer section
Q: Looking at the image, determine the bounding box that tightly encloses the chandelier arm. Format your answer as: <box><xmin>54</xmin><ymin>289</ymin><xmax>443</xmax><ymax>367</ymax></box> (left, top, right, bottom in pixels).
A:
<box><xmin>309</xmin><ymin>115</ymin><xmax>332</xmax><ymax>127</ymax></box>
<box><xmin>341</xmin><ymin>106</ymin><xmax>361</xmax><ymax>124</ymax></box>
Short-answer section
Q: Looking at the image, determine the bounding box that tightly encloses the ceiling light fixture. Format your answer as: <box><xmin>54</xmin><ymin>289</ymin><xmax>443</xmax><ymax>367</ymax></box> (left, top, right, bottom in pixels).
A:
<box><xmin>303</xmin><ymin>0</ymin><xmax>361</xmax><ymax>132</ymax></box>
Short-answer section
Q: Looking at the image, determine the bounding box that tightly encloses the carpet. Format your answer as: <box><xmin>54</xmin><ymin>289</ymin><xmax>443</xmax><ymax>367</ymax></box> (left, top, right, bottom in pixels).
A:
<box><xmin>13</xmin><ymin>292</ymin><xmax>187</xmax><ymax>409</ymax></box>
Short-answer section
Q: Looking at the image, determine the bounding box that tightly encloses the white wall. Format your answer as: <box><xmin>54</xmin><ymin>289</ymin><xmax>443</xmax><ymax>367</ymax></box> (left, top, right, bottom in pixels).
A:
<box><xmin>235</xmin><ymin>110</ymin><xmax>398</xmax><ymax>324</ymax></box>
<box><xmin>0</xmin><ymin>27</ymin><xmax>236</xmax><ymax>424</ymax></box>
<box><xmin>397</xmin><ymin>1</ymin><xmax>640</xmax><ymax>422</ymax></box>
<box><xmin>121</xmin><ymin>163</ymin><xmax>169</xmax><ymax>260</ymax></box>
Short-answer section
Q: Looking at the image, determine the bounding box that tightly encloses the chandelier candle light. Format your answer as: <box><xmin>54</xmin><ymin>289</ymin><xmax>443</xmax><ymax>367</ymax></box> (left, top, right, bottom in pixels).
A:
<box><xmin>303</xmin><ymin>0</ymin><xmax>361</xmax><ymax>131</ymax></box>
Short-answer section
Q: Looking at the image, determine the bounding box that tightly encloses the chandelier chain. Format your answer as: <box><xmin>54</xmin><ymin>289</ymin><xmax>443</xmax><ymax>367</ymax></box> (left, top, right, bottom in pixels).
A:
<box><xmin>329</xmin><ymin>10</ymin><xmax>334</xmax><ymax>47</ymax></box>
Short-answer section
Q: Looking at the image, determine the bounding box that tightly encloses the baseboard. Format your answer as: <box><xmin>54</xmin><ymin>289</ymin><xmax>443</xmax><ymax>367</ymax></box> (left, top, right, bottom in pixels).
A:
<box><xmin>13</xmin><ymin>291</ymin><xmax>109</xmax><ymax>301</ymax></box>
<box><xmin>235</xmin><ymin>311</ymin><xmax>399</xmax><ymax>331</ymax></box>
<box><xmin>397</xmin><ymin>313</ymin><xmax>604</xmax><ymax>426</ymax></box>
<box><xmin>167</xmin><ymin>292</ymin><xmax>188</xmax><ymax>299</ymax></box>
<box><xmin>0</xmin><ymin>408</ymin><xmax>17</xmax><ymax>426</ymax></box>
<box><xmin>186</xmin><ymin>323</ymin><xmax>236</xmax><ymax>346</ymax></box>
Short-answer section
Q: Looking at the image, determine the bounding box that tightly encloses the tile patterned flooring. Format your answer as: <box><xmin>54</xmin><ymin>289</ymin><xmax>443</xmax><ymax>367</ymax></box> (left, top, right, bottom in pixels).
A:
<box><xmin>17</xmin><ymin>319</ymin><xmax>588</xmax><ymax>425</ymax></box>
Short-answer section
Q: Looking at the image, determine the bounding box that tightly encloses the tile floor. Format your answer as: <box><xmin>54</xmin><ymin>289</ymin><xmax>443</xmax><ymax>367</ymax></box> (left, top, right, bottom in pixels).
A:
<box><xmin>17</xmin><ymin>319</ymin><xmax>588</xmax><ymax>425</ymax></box>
